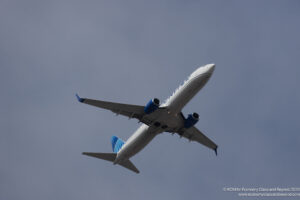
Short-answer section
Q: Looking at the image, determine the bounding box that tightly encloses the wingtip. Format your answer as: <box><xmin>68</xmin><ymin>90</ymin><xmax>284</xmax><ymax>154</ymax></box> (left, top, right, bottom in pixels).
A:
<box><xmin>82</xmin><ymin>152</ymin><xmax>89</xmax><ymax>156</ymax></box>
<box><xmin>214</xmin><ymin>146</ymin><xmax>218</xmax><ymax>156</ymax></box>
<box><xmin>76</xmin><ymin>93</ymin><xmax>84</xmax><ymax>102</ymax></box>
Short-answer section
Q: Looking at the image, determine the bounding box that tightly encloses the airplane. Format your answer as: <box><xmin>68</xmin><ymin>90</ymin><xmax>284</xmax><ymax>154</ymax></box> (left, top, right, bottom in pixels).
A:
<box><xmin>76</xmin><ymin>64</ymin><xmax>218</xmax><ymax>173</ymax></box>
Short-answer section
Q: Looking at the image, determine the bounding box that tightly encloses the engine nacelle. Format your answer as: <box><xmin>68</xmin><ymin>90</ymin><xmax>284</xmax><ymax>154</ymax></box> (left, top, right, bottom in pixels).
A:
<box><xmin>144</xmin><ymin>98</ymin><xmax>160</xmax><ymax>114</ymax></box>
<box><xmin>184</xmin><ymin>112</ymin><xmax>199</xmax><ymax>128</ymax></box>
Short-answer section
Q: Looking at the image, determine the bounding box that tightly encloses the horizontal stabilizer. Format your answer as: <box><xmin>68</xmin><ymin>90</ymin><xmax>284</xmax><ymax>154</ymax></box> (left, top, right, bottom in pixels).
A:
<box><xmin>82</xmin><ymin>152</ymin><xmax>116</xmax><ymax>162</ymax></box>
<box><xmin>82</xmin><ymin>152</ymin><xmax>140</xmax><ymax>173</ymax></box>
<box><xmin>119</xmin><ymin>159</ymin><xmax>140</xmax><ymax>174</ymax></box>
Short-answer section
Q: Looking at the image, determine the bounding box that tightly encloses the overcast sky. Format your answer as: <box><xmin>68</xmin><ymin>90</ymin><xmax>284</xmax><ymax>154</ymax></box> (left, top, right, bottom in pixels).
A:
<box><xmin>1</xmin><ymin>1</ymin><xmax>300</xmax><ymax>200</ymax></box>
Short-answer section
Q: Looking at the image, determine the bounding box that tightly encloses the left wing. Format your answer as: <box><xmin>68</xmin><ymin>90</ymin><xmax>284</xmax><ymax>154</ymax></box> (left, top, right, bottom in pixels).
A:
<box><xmin>177</xmin><ymin>126</ymin><xmax>218</xmax><ymax>155</ymax></box>
<box><xmin>75</xmin><ymin>94</ymin><xmax>165</xmax><ymax>126</ymax></box>
<box><xmin>76</xmin><ymin>94</ymin><xmax>144</xmax><ymax>119</ymax></box>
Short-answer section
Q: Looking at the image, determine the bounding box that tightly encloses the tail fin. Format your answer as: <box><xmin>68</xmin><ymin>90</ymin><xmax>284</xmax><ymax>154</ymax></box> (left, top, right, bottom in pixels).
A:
<box><xmin>111</xmin><ymin>136</ymin><xmax>125</xmax><ymax>153</ymax></box>
<box><xmin>82</xmin><ymin>152</ymin><xmax>140</xmax><ymax>173</ymax></box>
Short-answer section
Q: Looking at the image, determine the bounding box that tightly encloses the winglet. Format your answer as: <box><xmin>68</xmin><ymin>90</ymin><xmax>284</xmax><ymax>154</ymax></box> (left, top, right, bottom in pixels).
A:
<box><xmin>75</xmin><ymin>93</ymin><xmax>84</xmax><ymax>103</ymax></box>
<box><xmin>214</xmin><ymin>146</ymin><xmax>218</xmax><ymax>156</ymax></box>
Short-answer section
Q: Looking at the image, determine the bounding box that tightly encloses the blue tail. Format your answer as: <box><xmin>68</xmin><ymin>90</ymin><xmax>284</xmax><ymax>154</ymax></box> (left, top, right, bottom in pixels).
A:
<box><xmin>111</xmin><ymin>136</ymin><xmax>125</xmax><ymax>153</ymax></box>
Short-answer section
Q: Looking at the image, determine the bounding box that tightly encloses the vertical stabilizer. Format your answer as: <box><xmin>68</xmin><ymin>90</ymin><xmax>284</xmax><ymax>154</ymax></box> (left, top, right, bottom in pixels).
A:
<box><xmin>111</xmin><ymin>136</ymin><xmax>125</xmax><ymax>153</ymax></box>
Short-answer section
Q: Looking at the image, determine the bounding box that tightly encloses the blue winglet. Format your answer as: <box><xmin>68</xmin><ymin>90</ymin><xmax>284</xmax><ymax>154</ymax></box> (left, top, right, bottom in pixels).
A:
<box><xmin>214</xmin><ymin>146</ymin><xmax>218</xmax><ymax>156</ymax></box>
<box><xmin>76</xmin><ymin>93</ymin><xmax>84</xmax><ymax>103</ymax></box>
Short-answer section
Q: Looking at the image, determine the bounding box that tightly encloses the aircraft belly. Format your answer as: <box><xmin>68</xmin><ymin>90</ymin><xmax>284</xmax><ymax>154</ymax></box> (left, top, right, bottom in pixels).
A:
<box><xmin>167</xmin><ymin>73</ymin><xmax>211</xmax><ymax>113</ymax></box>
<box><xmin>118</xmin><ymin>124</ymin><xmax>160</xmax><ymax>160</ymax></box>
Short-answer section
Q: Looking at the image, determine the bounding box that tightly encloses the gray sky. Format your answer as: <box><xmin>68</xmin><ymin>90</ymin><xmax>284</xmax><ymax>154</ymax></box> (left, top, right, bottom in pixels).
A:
<box><xmin>1</xmin><ymin>1</ymin><xmax>300</xmax><ymax>199</ymax></box>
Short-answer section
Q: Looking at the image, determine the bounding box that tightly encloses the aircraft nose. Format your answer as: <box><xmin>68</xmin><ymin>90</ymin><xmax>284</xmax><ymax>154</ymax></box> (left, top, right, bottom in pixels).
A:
<box><xmin>206</xmin><ymin>64</ymin><xmax>215</xmax><ymax>74</ymax></box>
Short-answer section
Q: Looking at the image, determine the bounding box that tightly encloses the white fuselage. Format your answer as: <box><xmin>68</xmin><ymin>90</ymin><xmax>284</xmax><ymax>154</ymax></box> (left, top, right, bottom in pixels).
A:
<box><xmin>114</xmin><ymin>64</ymin><xmax>215</xmax><ymax>164</ymax></box>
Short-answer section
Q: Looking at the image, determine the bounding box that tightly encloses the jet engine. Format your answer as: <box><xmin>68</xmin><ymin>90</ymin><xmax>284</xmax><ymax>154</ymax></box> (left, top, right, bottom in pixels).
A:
<box><xmin>144</xmin><ymin>98</ymin><xmax>160</xmax><ymax>114</ymax></box>
<box><xmin>184</xmin><ymin>112</ymin><xmax>199</xmax><ymax>128</ymax></box>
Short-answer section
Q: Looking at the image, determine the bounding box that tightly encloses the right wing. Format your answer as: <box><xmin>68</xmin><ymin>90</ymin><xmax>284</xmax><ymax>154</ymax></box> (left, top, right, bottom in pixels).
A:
<box><xmin>75</xmin><ymin>94</ymin><xmax>165</xmax><ymax>126</ymax></box>
<box><xmin>176</xmin><ymin>126</ymin><xmax>218</xmax><ymax>155</ymax></box>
